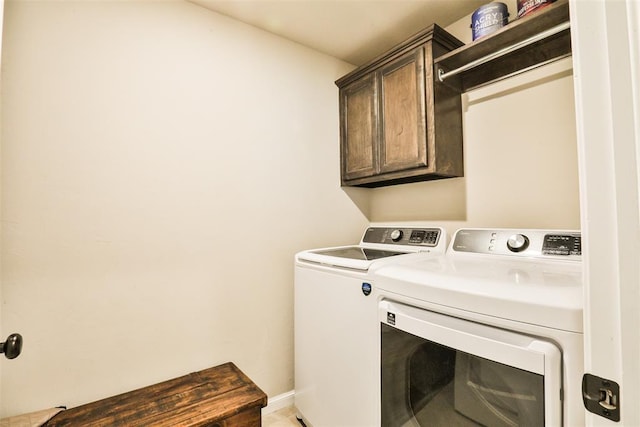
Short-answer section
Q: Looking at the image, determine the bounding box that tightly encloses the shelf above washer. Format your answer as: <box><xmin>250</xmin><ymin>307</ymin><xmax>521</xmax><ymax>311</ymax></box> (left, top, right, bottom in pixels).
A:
<box><xmin>434</xmin><ymin>0</ymin><xmax>571</xmax><ymax>92</ymax></box>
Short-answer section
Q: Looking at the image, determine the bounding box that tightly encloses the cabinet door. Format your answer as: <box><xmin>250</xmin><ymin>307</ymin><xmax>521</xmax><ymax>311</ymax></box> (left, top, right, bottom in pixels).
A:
<box><xmin>379</xmin><ymin>47</ymin><xmax>427</xmax><ymax>173</ymax></box>
<box><xmin>340</xmin><ymin>73</ymin><xmax>378</xmax><ymax>181</ymax></box>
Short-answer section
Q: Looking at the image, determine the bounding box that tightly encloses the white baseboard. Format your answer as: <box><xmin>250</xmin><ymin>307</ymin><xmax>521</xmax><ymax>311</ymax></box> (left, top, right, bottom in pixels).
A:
<box><xmin>262</xmin><ymin>390</ymin><xmax>295</xmax><ymax>415</ymax></box>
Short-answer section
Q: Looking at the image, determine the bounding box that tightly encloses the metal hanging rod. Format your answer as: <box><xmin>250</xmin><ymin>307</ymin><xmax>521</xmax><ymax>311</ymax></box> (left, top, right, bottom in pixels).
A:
<box><xmin>437</xmin><ymin>21</ymin><xmax>571</xmax><ymax>83</ymax></box>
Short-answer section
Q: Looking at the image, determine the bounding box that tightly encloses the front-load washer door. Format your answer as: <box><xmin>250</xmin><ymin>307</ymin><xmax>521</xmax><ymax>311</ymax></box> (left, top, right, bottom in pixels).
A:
<box><xmin>379</xmin><ymin>300</ymin><xmax>562</xmax><ymax>427</ymax></box>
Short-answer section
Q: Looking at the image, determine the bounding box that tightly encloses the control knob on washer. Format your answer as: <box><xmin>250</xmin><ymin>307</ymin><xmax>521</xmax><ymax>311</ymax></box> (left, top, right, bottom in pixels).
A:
<box><xmin>507</xmin><ymin>234</ymin><xmax>529</xmax><ymax>252</ymax></box>
<box><xmin>390</xmin><ymin>229</ymin><xmax>403</xmax><ymax>242</ymax></box>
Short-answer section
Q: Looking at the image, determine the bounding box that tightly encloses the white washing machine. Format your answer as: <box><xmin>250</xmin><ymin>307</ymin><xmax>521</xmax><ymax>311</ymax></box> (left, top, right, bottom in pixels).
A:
<box><xmin>294</xmin><ymin>225</ymin><xmax>448</xmax><ymax>427</ymax></box>
<box><xmin>371</xmin><ymin>228</ymin><xmax>584</xmax><ymax>427</ymax></box>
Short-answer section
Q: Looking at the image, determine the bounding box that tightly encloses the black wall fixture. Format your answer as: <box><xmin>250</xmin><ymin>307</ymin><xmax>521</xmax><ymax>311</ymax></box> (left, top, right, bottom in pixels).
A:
<box><xmin>1</xmin><ymin>333</ymin><xmax>23</xmax><ymax>360</ymax></box>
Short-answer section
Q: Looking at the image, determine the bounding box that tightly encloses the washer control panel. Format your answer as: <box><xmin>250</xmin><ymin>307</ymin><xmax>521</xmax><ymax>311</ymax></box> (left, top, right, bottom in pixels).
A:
<box><xmin>362</xmin><ymin>227</ymin><xmax>442</xmax><ymax>247</ymax></box>
<box><xmin>452</xmin><ymin>229</ymin><xmax>581</xmax><ymax>259</ymax></box>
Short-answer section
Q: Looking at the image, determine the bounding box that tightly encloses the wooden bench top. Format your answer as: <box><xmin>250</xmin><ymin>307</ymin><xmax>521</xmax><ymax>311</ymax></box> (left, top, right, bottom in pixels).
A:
<box><xmin>45</xmin><ymin>362</ymin><xmax>267</xmax><ymax>427</ymax></box>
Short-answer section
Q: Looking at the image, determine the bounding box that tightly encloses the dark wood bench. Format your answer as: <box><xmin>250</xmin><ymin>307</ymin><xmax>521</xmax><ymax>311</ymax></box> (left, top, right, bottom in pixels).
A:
<box><xmin>45</xmin><ymin>362</ymin><xmax>267</xmax><ymax>427</ymax></box>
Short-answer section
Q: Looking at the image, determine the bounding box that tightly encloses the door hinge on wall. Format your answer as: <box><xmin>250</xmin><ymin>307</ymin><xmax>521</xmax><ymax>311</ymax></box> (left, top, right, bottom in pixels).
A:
<box><xmin>582</xmin><ymin>373</ymin><xmax>620</xmax><ymax>422</ymax></box>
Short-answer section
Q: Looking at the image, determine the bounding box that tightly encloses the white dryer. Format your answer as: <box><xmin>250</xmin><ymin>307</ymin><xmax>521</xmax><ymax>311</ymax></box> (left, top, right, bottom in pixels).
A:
<box><xmin>294</xmin><ymin>225</ymin><xmax>447</xmax><ymax>427</ymax></box>
<box><xmin>371</xmin><ymin>228</ymin><xmax>584</xmax><ymax>427</ymax></box>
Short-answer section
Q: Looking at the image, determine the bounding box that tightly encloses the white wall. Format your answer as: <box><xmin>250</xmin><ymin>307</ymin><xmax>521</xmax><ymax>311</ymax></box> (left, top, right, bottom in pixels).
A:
<box><xmin>0</xmin><ymin>0</ymin><xmax>367</xmax><ymax>416</ymax></box>
<box><xmin>1</xmin><ymin>0</ymin><xmax>581</xmax><ymax>417</ymax></box>
<box><xmin>369</xmin><ymin>4</ymin><xmax>581</xmax><ymax>233</ymax></box>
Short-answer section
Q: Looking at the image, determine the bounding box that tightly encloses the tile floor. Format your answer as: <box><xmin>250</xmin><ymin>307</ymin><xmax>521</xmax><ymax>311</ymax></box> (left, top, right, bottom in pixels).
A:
<box><xmin>263</xmin><ymin>405</ymin><xmax>303</xmax><ymax>427</ymax></box>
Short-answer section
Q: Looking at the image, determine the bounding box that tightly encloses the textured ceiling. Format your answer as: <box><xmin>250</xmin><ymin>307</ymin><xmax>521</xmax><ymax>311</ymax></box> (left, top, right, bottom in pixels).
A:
<box><xmin>188</xmin><ymin>0</ymin><xmax>485</xmax><ymax>65</ymax></box>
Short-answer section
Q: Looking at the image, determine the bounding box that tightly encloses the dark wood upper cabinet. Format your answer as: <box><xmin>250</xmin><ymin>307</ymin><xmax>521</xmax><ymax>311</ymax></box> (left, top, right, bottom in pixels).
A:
<box><xmin>336</xmin><ymin>0</ymin><xmax>571</xmax><ymax>188</ymax></box>
<box><xmin>336</xmin><ymin>24</ymin><xmax>464</xmax><ymax>188</ymax></box>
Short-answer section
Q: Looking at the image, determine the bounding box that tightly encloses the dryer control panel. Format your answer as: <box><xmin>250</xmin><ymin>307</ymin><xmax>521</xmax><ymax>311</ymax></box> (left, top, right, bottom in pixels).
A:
<box><xmin>452</xmin><ymin>229</ymin><xmax>581</xmax><ymax>259</ymax></box>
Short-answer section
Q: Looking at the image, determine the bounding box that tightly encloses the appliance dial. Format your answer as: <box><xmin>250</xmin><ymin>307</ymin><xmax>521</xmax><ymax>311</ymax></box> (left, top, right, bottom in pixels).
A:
<box><xmin>507</xmin><ymin>234</ymin><xmax>530</xmax><ymax>252</ymax></box>
<box><xmin>390</xmin><ymin>229</ymin><xmax>403</xmax><ymax>242</ymax></box>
